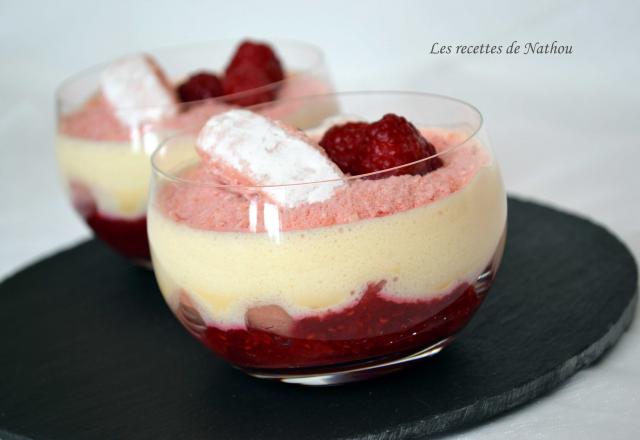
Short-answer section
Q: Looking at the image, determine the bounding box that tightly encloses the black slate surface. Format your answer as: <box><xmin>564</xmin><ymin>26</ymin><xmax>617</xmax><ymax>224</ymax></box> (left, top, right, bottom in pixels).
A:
<box><xmin>0</xmin><ymin>198</ymin><xmax>637</xmax><ymax>440</ymax></box>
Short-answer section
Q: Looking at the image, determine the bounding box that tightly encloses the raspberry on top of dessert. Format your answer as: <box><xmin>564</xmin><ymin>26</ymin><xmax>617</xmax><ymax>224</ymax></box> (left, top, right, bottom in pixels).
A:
<box><xmin>319</xmin><ymin>114</ymin><xmax>443</xmax><ymax>176</ymax></box>
<box><xmin>223</xmin><ymin>41</ymin><xmax>285</xmax><ymax>106</ymax></box>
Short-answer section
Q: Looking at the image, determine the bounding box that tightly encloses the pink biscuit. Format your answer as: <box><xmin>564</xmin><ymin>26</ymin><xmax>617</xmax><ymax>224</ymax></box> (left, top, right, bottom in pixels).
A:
<box><xmin>100</xmin><ymin>54</ymin><xmax>178</xmax><ymax>127</ymax></box>
<box><xmin>157</xmin><ymin>129</ymin><xmax>490</xmax><ymax>232</ymax></box>
<box><xmin>195</xmin><ymin>109</ymin><xmax>345</xmax><ymax>208</ymax></box>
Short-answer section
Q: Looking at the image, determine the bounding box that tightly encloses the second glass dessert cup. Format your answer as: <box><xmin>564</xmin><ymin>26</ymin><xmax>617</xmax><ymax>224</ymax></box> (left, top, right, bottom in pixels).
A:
<box><xmin>55</xmin><ymin>40</ymin><xmax>335</xmax><ymax>265</ymax></box>
<box><xmin>148</xmin><ymin>92</ymin><xmax>507</xmax><ymax>384</ymax></box>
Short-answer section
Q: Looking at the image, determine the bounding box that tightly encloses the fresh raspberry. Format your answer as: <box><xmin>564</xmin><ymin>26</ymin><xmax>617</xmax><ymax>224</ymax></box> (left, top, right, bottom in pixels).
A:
<box><xmin>319</xmin><ymin>114</ymin><xmax>443</xmax><ymax>177</ymax></box>
<box><xmin>318</xmin><ymin>122</ymin><xmax>369</xmax><ymax>174</ymax></box>
<box><xmin>222</xmin><ymin>40</ymin><xmax>284</xmax><ymax>106</ymax></box>
<box><xmin>177</xmin><ymin>72</ymin><xmax>224</xmax><ymax>103</ymax></box>
<box><xmin>225</xmin><ymin>40</ymin><xmax>284</xmax><ymax>83</ymax></box>
<box><xmin>223</xmin><ymin>63</ymin><xmax>276</xmax><ymax>106</ymax></box>
<box><xmin>357</xmin><ymin>114</ymin><xmax>443</xmax><ymax>177</ymax></box>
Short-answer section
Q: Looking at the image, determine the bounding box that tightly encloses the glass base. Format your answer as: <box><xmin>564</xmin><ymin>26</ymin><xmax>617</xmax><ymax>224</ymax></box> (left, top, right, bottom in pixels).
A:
<box><xmin>242</xmin><ymin>336</ymin><xmax>454</xmax><ymax>386</ymax></box>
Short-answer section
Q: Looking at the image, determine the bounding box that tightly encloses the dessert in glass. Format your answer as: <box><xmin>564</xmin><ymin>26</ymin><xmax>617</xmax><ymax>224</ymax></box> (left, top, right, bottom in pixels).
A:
<box><xmin>148</xmin><ymin>92</ymin><xmax>507</xmax><ymax>385</ymax></box>
<box><xmin>56</xmin><ymin>40</ymin><xmax>335</xmax><ymax>265</ymax></box>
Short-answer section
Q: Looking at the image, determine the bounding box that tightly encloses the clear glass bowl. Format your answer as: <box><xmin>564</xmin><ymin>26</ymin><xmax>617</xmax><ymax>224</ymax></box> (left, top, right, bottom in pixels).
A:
<box><xmin>55</xmin><ymin>40</ymin><xmax>335</xmax><ymax>265</ymax></box>
<box><xmin>148</xmin><ymin>91</ymin><xmax>507</xmax><ymax>385</ymax></box>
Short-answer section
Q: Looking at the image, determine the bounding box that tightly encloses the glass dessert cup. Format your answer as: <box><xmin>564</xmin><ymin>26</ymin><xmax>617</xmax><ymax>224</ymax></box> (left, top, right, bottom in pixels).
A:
<box><xmin>148</xmin><ymin>92</ymin><xmax>507</xmax><ymax>385</ymax></box>
<box><xmin>55</xmin><ymin>40</ymin><xmax>336</xmax><ymax>266</ymax></box>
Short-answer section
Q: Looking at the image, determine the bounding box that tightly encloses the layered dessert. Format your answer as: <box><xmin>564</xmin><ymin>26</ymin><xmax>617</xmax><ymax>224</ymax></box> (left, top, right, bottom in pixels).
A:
<box><xmin>56</xmin><ymin>40</ymin><xmax>335</xmax><ymax>261</ymax></box>
<box><xmin>148</xmin><ymin>107</ymin><xmax>507</xmax><ymax>376</ymax></box>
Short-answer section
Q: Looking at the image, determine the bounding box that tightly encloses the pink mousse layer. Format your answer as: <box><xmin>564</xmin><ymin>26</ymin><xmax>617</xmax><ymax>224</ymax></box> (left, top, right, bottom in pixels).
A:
<box><xmin>60</xmin><ymin>74</ymin><xmax>331</xmax><ymax>142</ymax></box>
<box><xmin>157</xmin><ymin>130</ymin><xmax>490</xmax><ymax>232</ymax></box>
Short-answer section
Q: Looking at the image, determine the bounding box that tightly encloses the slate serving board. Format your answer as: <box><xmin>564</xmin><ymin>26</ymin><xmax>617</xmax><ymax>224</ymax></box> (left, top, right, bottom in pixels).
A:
<box><xmin>0</xmin><ymin>198</ymin><xmax>637</xmax><ymax>440</ymax></box>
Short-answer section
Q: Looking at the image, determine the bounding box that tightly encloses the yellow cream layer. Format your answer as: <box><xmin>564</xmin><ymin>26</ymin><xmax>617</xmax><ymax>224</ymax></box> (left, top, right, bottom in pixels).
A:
<box><xmin>149</xmin><ymin>163</ymin><xmax>506</xmax><ymax>326</ymax></box>
<box><xmin>57</xmin><ymin>135</ymin><xmax>152</xmax><ymax>218</ymax></box>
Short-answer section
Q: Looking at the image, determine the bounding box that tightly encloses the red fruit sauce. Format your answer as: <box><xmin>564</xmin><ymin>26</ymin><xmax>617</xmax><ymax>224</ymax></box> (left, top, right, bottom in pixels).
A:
<box><xmin>85</xmin><ymin>212</ymin><xmax>150</xmax><ymax>260</ymax></box>
<box><xmin>179</xmin><ymin>281</ymin><xmax>484</xmax><ymax>371</ymax></box>
<box><xmin>70</xmin><ymin>182</ymin><xmax>150</xmax><ymax>261</ymax></box>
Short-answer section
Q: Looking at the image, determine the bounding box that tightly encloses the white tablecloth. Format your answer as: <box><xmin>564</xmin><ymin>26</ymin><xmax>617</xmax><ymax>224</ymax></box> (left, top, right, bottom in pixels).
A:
<box><xmin>1</xmin><ymin>0</ymin><xmax>638</xmax><ymax>437</ymax></box>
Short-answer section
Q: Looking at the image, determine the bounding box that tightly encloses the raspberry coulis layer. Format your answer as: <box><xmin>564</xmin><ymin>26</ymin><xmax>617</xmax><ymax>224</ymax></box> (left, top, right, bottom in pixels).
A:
<box><xmin>180</xmin><ymin>280</ymin><xmax>485</xmax><ymax>370</ymax></box>
<box><xmin>70</xmin><ymin>181</ymin><xmax>150</xmax><ymax>259</ymax></box>
<box><xmin>86</xmin><ymin>213</ymin><xmax>150</xmax><ymax>260</ymax></box>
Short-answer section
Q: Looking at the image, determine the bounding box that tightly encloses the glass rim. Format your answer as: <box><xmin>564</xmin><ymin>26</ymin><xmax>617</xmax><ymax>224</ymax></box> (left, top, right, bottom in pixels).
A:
<box><xmin>150</xmin><ymin>91</ymin><xmax>485</xmax><ymax>189</ymax></box>
<box><xmin>55</xmin><ymin>38</ymin><xmax>327</xmax><ymax>112</ymax></box>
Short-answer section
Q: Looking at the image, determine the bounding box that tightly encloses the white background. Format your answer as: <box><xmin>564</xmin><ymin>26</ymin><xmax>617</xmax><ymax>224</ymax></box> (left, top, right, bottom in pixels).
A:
<box><xmin>1</xmin><ymin>0</ymin><xmax>639</xmax><ymax>437</ymax></box>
